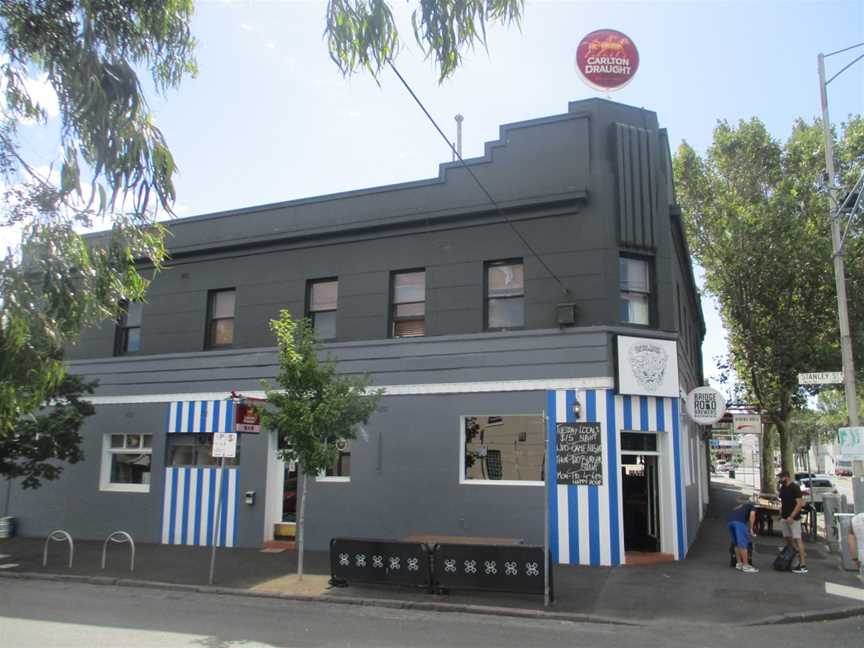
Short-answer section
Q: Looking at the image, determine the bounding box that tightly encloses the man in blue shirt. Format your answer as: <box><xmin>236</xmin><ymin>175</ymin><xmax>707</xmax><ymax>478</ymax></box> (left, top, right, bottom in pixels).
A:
<box><xmin>727</xmin><ymin>494</ymin><xmax>759</xmax><ymax>573</ymax></box>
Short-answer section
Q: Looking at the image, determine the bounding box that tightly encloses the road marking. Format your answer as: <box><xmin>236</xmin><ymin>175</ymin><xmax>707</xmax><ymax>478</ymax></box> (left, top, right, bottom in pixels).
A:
<box><xmin>0</xmin><ymin>563</ymin><xmax>20</xmax><ymax>569</ymax></box>
<box><xmin>826</xmin><ymin>581</ymin><xmax>864</xmax><ymax>601</ymax></box>
<box><xmin>0</xmin><ymin>554</ymin><xmax>10</xmax><ymax>560</ymax></box>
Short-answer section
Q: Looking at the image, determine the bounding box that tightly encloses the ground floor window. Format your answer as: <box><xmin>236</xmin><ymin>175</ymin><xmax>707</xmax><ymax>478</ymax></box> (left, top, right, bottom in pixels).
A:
<box><xmin>100</xmin><ymin>433</ymin><xmax>152</xmax><ymax>492</ymax></box>
<box><xmin>166</xmin><ymin>433</ymin><xmax>240</xmax><ymax>467</ymax></box>
<box><xmin>461</xmin><ymin>415</ymin><xmax>545</xmax><ymax>484</ymax></box>
<box><xmin>321</xmin><ymin>439</ymin><xmax>350</xmax><ymax>481</ymax></box>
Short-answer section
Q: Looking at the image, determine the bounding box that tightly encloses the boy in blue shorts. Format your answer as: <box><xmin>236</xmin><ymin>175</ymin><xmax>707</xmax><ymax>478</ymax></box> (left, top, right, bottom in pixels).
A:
<box><xmin>727</xmin><ymin>494</ymin><xmax>759</xmax><ymax>573</ymax></box>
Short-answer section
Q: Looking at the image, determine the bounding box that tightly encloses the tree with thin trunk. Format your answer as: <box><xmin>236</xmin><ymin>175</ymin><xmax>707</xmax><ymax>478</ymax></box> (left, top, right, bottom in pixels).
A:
<box><xmin>258</xmin><ymin>310</ymin><xmax>382</xmax><ymax>578</ymax></box>
<box><xmin>673</xmin><ymin>116</ymin><xmax>864</xmax><ymax>480</ymax></box>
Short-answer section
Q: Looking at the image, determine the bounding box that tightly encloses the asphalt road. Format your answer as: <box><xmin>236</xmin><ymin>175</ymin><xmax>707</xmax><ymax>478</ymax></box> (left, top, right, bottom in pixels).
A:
<box><xmin>1</xmin><ymin>579</ymin><xmax>863</xmax><ymax>648</ymax></box>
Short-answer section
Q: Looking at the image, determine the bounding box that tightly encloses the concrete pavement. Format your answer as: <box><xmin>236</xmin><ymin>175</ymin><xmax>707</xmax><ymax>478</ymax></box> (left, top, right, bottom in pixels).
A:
<box><xmin>1</xmin><ymin>480</ymin><xmax>862</xmax><ymax>627</ymax></box>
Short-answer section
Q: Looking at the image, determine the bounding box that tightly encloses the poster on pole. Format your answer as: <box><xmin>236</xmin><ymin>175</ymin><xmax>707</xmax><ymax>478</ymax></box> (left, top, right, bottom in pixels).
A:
<box><xmin>838</xmin><ymin>427</ymin><xmax>864</xmax><ymax>459</ymax></box>
<box><xmin>556</xmin><ymin>422</ymin><xmax>603</xmax><ymax>486</ymax></box>
<box><xmin>212</xmin><ymin>432</ymin><xmax>237</xmax><ymax>458</ymax></box>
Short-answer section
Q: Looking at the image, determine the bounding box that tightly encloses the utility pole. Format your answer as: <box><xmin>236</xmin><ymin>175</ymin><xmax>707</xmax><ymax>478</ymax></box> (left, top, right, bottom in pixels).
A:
<box><xmin>818</xmin><ymin>46</ymin><xmax>864</xmax><ymax>510</ymax></box>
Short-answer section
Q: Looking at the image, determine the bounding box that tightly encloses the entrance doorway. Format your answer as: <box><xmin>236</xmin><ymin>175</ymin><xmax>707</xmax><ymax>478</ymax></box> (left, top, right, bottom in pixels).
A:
<box><xmin>621</xmin><ymin>429</ymin><xmax>662</xmax><ymax>554</ymax></box>
<box><xmin>283</xmin><ymin>462</ymin><xmax>298</xmax><ymax>522</ymax></box>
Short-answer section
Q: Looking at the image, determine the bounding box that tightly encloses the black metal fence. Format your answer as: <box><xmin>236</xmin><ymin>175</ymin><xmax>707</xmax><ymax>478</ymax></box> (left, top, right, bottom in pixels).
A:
<box><xmin>433</xmin><ymin>543</ymin><xmax>548</xmax><ymax>596</ymax></box>
<box><xmin>329</xmin><ymin>538</ymin><xmax>551</xmax><ymax>599</ymax></box>
<box><xmin>329</xmin><ymin>538</ymin><xmax>432</xmax><ymax>589</ymax></box>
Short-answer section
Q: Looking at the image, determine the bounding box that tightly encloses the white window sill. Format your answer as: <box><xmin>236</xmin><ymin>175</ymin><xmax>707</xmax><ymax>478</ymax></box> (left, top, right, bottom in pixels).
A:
<box><xmin>460</xmin><ymin>479</ymin><xmax>544</xmax><ymax>487</ymax></box>
<box><xmin>99</xmin><ymin>483</ymin><xmax>151</xmax><ymax>493</ymax></box>
<box><xmin>316</xmin><ymin>476</ymin><xmax>350</xmax><ymax>483</ymax></box>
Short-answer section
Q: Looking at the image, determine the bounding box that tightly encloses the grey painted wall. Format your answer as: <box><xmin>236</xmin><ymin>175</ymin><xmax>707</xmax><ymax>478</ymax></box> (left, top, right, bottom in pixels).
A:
<box><xmin>5</xmin><ymin>403</ymin><xmax>270</xmax><ymax>547</ymax></box>
<box><xmin>303</xmin><ymin>391</ymin><xmax>549</xmax><ymax>549</ymax></box>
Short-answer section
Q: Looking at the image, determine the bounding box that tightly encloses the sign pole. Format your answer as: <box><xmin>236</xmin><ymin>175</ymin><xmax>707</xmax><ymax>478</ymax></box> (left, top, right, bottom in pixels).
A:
<box><xmin>208</xmin><ymin>455</ymin><xmax>225</xmax><ymax>585</ymax></box>
<box><xmin>543</xmin><ymin>409</ymin><xmax>550</xmax><ymax>608</ymax></box>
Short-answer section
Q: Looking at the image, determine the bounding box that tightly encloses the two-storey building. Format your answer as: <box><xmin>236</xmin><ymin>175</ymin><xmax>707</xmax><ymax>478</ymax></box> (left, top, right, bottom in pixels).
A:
<box><xmin>6</xmin><ymin>98</ymin><xmax>708</xmax><ymax>566</ymax></box>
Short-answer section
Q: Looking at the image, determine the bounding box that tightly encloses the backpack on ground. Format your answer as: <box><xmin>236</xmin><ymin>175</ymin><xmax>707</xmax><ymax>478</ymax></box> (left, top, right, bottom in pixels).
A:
<box><xmin>772</xmin><ymin>544</ymin><xmax>801</xmax><ymax>571</ymax></box>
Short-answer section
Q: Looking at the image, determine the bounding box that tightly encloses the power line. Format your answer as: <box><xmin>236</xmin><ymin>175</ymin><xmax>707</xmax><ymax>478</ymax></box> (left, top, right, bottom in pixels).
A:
<box><xmin>386</xmin><ymin>60</ymin><xmax>570</xmax><ymax>297</ymax></box>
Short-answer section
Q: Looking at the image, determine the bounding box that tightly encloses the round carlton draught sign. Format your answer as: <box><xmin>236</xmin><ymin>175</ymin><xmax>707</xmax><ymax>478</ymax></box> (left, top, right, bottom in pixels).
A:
<box><xmin>575</xmin><ymin>29</ymin><xmax>639</xmax><ymax>91</ymax></box>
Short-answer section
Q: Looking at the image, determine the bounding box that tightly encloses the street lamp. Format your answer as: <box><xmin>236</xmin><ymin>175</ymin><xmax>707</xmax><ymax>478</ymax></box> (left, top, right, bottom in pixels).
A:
<box><xmin>817</xmin><ymin>43</ymin><xmax>864</xmax><ymax>509</ymax></box>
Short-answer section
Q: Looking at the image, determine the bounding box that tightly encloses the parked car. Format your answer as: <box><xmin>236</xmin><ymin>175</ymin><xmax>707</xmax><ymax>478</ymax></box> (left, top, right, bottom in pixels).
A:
<box><xmin>799</xmin><ymin>476</ymin><xmax>839</xmax><ymax>511</ymax></box>
<box><xmin>715</xmin><ymin>462</ymin><xmax>731</xmax><ymax>473</ymax></box>
<box><xmin>835</xmin><ymin>461</ymin><xmax>853</xmax><ymax>477</ymax></box>
<box><xmin>794</xmin><ymin>472</ymin><xmax>817</xmax><ymax>482</ymax></box>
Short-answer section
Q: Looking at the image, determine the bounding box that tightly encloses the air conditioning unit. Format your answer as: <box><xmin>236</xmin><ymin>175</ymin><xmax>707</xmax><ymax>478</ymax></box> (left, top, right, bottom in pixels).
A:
<box><xmin>556</xmin><ymin>302</ymin><xmax>578</xmax><ymax>327</ymax></box>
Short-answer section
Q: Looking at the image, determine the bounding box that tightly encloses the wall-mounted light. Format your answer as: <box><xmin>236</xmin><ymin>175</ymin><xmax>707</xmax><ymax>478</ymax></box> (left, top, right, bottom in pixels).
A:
<box><xmin>571</xmin><ymin>400</ymin><xmax>582</xmax><ymax>419</ymax></box>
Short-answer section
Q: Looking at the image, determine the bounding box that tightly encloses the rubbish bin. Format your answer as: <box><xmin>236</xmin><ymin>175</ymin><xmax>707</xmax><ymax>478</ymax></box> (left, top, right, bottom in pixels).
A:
<box><xmin>729</xmin><ymin>469</ymin><xmax>736</xmax><ymax>479</ymax></box>
<box><xmin>0</xmin><ymin>516</ymin><xmax>15</xmax><ymax>539</ymax></box>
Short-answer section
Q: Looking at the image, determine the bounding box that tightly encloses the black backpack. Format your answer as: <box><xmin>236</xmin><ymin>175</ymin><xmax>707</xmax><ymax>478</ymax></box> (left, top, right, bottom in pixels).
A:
<box><xmin>772</xmin><ymin>544</ymin><xmax>801</xmax><ymax>571</ymax></box>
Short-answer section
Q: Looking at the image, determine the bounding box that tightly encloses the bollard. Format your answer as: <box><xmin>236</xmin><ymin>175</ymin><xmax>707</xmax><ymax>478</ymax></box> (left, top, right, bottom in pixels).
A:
<box><xmin>835</xmin><ymin>513</ymin><xmax>857</xmax><ymax>571</ymax></box>
<box><xmin>823</xmin><ymin>494</ymin><xmax>840</xmax><ymax>552</ymax></box>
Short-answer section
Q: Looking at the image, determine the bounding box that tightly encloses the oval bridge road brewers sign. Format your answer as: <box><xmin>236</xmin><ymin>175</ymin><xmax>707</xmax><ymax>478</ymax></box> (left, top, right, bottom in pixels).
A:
<box><xmin>686</xmin><ymin>386</ymin><xmax>726</xmax><ymax>426</ymax></box>
<box><xmin>575</xmin><ymin>29</ymin><xmax>639</xmax><ymax>91</ymax></box>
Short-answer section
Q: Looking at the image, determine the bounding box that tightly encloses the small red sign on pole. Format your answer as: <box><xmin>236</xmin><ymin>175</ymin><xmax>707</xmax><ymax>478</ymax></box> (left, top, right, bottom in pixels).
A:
<box><xmin>234</xmin><ymin>401</ymin><xmax>261</xmax><ymax>433</ymax></box>
<box><xmin>575</xmin><ymin>29</ymin><xmax>639</xmax><ymax>92</ymax></box>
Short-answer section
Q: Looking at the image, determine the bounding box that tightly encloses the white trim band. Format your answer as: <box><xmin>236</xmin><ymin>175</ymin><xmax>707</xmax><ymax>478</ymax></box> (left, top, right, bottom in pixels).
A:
<box><xmin>84</xmin><ymin>377</ymin><xmax>615</xmax><ymax>404</ymax></box>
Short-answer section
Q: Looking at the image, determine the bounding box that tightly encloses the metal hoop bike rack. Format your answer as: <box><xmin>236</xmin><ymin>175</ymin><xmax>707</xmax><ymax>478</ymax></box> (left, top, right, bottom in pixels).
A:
<box><xmin>42</xmin><ymin>529</ymin><xmax>74</xmax><ymax>568</ymax></box>
<box><xmin>101</xmin><ymin>531</ymin><xmax>136</xmax><ymax>572</ymax></box>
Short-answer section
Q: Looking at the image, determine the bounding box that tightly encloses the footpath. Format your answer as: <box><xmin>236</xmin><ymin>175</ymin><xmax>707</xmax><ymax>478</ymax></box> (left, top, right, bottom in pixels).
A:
<box><xmin>1</xmin><ymin>479</ymin><xmax>862</xmax><ymax>627</ymax></box>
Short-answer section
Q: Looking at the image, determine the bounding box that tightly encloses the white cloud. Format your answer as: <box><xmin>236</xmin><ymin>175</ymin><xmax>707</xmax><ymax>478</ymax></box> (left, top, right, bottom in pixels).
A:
<box><xmin>240</xmin><ymin>23</ymin><xmax>253</xmax><ymax>32</ymax></box>
<box><xmin>348</xmin><ymin>111</ymin><xmax>361</xmax><ymax>119</ymax></box>
<box><xmin>264</xmin><ymin>41</ymin><xmax>276</xmax><ymax>50</ymax></box>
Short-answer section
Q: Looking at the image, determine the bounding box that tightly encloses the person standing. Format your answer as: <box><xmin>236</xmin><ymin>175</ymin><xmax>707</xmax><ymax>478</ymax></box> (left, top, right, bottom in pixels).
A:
<box><xmin>778</xmin><ymin>470</ymin><xmax>807</xmax><ymax>574</ymax></box>
<box><xmin>727</xmin><ymin>494</ymin><xmax>758</xmax><ymax>573</ymax></box>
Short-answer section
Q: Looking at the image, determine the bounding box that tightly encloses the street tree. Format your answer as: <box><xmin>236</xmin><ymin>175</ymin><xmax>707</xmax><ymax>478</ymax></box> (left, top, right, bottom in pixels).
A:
<box><xmin>325</xmin><ymin>0</ymin><xmax>523</xmax><ymax>82</ymax></box>
<box><xmin>674</xmin><ymin>116</ymin><xmax>864</xmax><ymax>481</ymax></box>
<box><xmin>1</xmin><ymin>374</ymin><xmax>96</xmax><ymax>517</ymax></box>
<box><xmin>258</xmin><ymin>310</ymin><xmax>382</xmax><ymax>578</ymax></box>
<box><xmin>0</xmin><ymin>1</ymin><xmax>197</xmax><ymax>444</ymax></box>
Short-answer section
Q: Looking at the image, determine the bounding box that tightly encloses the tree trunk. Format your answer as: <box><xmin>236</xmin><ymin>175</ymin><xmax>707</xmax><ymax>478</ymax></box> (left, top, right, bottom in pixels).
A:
<box><xmin>760</xmin><ymin>424</ymin><xmax>777</xmax><ymax>496</ymax></box>
<box><xmin>776</xmin><ymin>419</ymin><xmax>794</xmax><ymax>475</ymax></box>
<box><xmin>297</xmin><ymin>469</ymin><xmax>307</xmax><ymax>580</ymax></box>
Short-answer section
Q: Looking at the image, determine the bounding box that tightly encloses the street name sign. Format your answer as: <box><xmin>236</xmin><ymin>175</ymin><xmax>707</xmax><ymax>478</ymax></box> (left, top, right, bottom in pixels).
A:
<box><xmin>733</xmin><ymin>414</ymin><xmax>762</xmax><ymax>435</ymax></box>
<box><xmin>838</xmin><ymin>427</ymin><xmax>864</xmax><ymax>459</ymax></box>
<box><xmin>798</xmin><ymin>372</ymin><xmax>843</xmax><ymax>385</ymax></box>
<box><xmin>212</xmin><ymin>432</ymin><xmax>237</xmax><ymax>458</ymax></box>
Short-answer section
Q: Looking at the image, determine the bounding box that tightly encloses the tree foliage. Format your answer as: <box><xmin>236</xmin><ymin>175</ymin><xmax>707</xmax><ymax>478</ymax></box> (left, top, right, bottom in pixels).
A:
<box><xmin>259</xmin><ymin>310</ymin><xmax>382</xmax><ymax>474</ymax></box>
<box><xmin>325</xmin><ymin>0</ymin><xmax>523</xmax><ymax>82</ymax></box>
<box><xmin>673</xmin><ymin>116</ymin><xmax>864</xmax><ymax>473</ymax></box>
<box><xmin>0</xmin><ymin>1</ymin><xmax>196</xmax><ymax>441</ymax></box>
<box><xmin>0</xmin><ymin>373</ymin><xmax>95</xmax><ymax>492</ymax></box>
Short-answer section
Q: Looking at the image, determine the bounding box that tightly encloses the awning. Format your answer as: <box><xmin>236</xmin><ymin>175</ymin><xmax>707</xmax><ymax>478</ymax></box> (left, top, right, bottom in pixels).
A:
<box><xmin>166</xmin><ymin>400</ymin><xmax>235</xmax><ymax>434</ymax></box>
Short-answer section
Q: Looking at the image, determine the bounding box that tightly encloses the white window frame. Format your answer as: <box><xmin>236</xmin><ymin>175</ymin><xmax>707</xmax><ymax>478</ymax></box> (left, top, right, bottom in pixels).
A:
<box><xmin>316</xmin><ymin>440</ymin><xmax>351</xmax><ymax>483</ymax></box>
<box><xmin>459</xmin><ymin>415</ymin><xmax>544</xmax><ymax>487</ymax></box>
<box><xmin>99</xmin><ymin>433</ymin><xmax>153</xmax><ymax>493</ymax></box>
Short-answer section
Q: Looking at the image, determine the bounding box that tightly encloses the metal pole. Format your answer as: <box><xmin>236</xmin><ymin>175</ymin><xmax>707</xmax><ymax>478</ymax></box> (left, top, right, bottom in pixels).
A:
<box><xmin>208</xmin><ymin>456</ymin><xmax>226</xmax><ymax>585</ymax></box>
<box><xmin>543</xmin><ymin>409</ymin><xmax>550</xmax><ymax>608</ymax></box>
<box><xmin>818</xmin><ymin>53</ymin><xmax>863</xmax><ymax>511</ymax></box>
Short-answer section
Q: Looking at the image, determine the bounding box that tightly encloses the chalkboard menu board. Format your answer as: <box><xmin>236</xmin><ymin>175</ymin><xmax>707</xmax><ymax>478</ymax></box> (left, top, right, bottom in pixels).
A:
<box><xmin>556</xmin><ymin>422</ymin><xmax>603</xmax><ymax>486</ymax></box>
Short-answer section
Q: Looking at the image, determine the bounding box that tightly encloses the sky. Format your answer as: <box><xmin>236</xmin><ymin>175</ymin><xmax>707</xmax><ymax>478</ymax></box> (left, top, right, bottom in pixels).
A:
<box><xmin>7</xmin><ymin>0</ymin><xmax>864</xmax><ymax>389</ymax></box>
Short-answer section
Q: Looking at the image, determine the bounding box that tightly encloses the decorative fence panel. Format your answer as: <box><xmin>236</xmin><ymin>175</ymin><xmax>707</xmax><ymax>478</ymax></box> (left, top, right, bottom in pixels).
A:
<box><xmin>433</xmin><ymin>543</ymin><xmax>548</xmax><ymax>596</ymax></box>
<box><xmin>329</xmin><ymin>538</ymin><xmax>432</xmax><ymax>589</ymax></box>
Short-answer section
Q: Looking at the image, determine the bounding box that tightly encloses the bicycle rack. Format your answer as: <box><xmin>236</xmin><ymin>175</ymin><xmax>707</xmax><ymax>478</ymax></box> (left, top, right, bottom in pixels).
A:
<box><xmin>101</xmin><ymin>531</ymin><xmax>135</xmax><ymax>572</ymax></box>
<box><xmin>42</xmin><ymin>530</ymin><xmax>74</xmax><ymax>568</ymax></box>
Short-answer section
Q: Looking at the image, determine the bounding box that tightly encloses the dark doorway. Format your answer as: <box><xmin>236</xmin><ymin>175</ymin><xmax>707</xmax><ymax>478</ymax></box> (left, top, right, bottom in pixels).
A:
<box><xmin>621</xmin><ymin>454</ymin><xmax>660</xmax><ymax>552</ymax></box>
<box><xmin>283</xmin><ymin>463</ymin><xmax>298</xmax><ymax>522</ymax></box>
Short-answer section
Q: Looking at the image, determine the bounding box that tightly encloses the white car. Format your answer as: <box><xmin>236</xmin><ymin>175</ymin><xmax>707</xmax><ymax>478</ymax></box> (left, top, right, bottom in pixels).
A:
<box><xmin>799</xmin><ymin>476</ymin><xmax>839</xmax><ymax>511</ymax></box>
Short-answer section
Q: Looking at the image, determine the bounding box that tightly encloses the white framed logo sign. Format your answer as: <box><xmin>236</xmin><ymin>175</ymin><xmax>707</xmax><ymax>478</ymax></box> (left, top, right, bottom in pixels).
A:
<box><xmin>686</xmin><ymin>386</ymin><xmax>726</xmax><ymax>425</ymax></box>
<box><xmin>616</xmin><ymin>336</ymin><xmax>679</xmax><ymax>398</ymax></box>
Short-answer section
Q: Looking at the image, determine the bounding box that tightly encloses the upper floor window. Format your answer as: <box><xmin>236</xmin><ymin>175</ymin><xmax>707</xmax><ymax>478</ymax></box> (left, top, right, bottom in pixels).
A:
<box><xmin>307</xmin><ymin>279</ymin><xmax>338</xmax><ymax>340</ymax></box>
<box><xmin>620</xmin><ymin>256</ymin><xmax>651</xmax><ymax>325</ymax></box>
<box><xmin>206</xmin><ymin>289</ymin><xmax>235</xmax><ymax>349</ymax></box>
<box><xmin>486</xmin><ymin>260</ymin><xmax>524</xmax><ymax>330</ymax></box>
<box><xmin>391</xmin><ymin>270</ymin><xmax>425</xmax><ymax>337</ymax></box>
<box><xmin>115</xmin><ymin>301</ymin><xmax>143</xmax><ymax>355</ymax></box>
